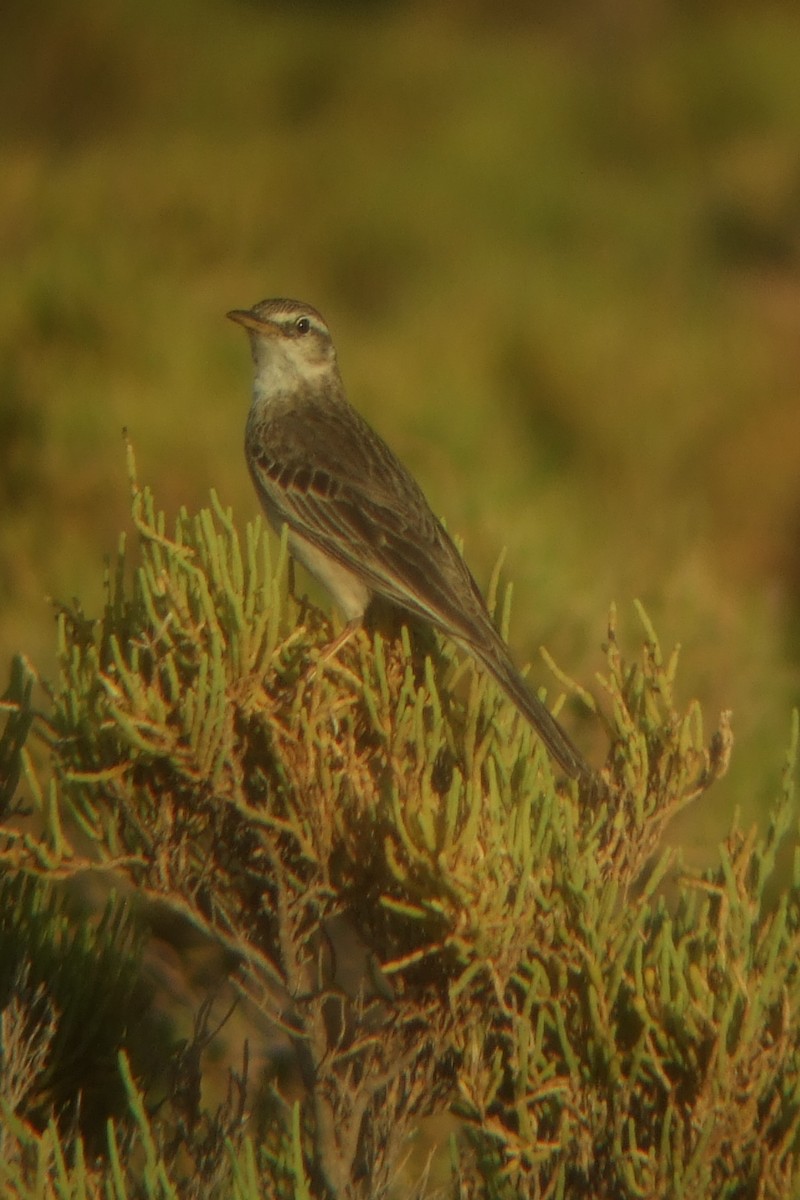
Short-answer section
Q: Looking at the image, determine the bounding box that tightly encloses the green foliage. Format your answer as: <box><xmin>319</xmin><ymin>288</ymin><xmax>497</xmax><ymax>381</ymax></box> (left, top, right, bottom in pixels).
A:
<box><xmin>0</xmin><ymin>1049</ymin><xmax>309</xmax><ymax>1200</ymax></box>
<box><xmin>0</xmin><ymin>873</ymin><xmax>159</xmax><ymax>1145</ymax></box>
<box><xmin>0</xmin><ymin>655</ymin><xmax>36</xmax><ymax>820</ymax></box>
<box><xmin>1</xmin><ymin>461</ymin><xmax>798</xmax><ymax>1198</ymax></box>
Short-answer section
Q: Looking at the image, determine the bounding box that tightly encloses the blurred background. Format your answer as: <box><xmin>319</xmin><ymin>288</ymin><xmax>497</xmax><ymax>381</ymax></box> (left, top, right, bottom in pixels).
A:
<box><xmin>2</xmin><ymin>0</ymin><xmax>799</xmax><ymax>845</ymax></box>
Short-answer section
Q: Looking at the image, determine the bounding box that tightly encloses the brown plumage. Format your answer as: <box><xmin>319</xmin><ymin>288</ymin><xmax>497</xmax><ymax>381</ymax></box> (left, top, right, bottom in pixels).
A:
<box><xmin>228</xmin><ymin>298</ymin><xmax>590</xmax><ymax>781</ymax></box>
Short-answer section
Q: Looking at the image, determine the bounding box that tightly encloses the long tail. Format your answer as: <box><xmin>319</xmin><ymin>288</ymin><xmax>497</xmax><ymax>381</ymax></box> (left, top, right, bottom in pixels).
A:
<box><xmin>472</xmin><ymin>640</ymin><xmax>591</xmax><ymax>781</ymax></box>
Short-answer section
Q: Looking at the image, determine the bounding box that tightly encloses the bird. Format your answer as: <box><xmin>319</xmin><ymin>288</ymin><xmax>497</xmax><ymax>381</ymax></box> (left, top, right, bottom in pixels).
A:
<box><xmin>227</xmin><ymin>298</ymin><xmax>590</xmax><ymax>781</ymax></box>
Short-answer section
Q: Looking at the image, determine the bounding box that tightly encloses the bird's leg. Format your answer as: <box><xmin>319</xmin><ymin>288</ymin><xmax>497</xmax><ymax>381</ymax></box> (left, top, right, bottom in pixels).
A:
<box><xmin>302</xmin><ymin>617</ymin><xmax>362</xmax><ymax>684</ymax></box>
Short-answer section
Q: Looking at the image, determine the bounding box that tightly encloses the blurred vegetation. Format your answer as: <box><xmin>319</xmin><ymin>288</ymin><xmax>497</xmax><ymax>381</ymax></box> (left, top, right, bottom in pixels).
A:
<box><xmin>1</xmin><ymin>0</ymin><xmax>800</xmax><ymax>843</ymax></box>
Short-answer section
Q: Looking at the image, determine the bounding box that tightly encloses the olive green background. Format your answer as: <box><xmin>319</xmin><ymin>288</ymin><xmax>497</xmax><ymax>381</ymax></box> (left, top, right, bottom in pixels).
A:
<box><xmin>2</xmin><ymin>0</ymin><xmax>799</xmax><ymax>844</ymax></box>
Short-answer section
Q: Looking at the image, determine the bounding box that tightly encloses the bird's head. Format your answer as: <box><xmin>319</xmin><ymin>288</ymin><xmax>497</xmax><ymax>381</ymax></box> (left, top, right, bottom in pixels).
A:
<box><xmin>227</xmin><ymin>298</ymin><xmax>337</xmax><ymax>395</ymax></box>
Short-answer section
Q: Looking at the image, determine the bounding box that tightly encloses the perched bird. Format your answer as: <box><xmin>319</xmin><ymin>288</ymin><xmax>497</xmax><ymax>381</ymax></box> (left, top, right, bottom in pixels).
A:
<box><xmin>228</xmin><ymin>298</ymin><xmax>590</xmax><ymax>781</ymax></box>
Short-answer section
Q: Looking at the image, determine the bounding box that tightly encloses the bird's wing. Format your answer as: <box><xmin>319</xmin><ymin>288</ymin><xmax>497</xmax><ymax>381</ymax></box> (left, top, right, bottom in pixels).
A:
<box><xmin>248</xmin><ymin>448</ymin><xmax>491</xmax><ymax>645</ymax></box>
<box><xmin>250</xmin><ymin>448</ymin><xmax>591</xmax><ymax>781</ymax></box>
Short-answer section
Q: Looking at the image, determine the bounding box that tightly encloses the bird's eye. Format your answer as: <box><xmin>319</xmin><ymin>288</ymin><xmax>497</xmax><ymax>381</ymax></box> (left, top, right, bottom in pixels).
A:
<box><xmin>295</xmin><ymin>317</ymin><xmax>311</xmax><ymax>335</ymax></box>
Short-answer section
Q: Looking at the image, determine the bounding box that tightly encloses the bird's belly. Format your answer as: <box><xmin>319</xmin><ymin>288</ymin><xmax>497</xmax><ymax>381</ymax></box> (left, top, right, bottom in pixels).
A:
<box><xmin>289</xmin><ymin>530</ymin><xmax>370</xmax><ymax>622</ymax></box>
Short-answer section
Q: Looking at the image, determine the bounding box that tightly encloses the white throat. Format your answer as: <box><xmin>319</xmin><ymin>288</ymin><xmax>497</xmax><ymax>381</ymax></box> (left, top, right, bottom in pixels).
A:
<box><xmin>252</xmin><ymin>338</ymin><xmax>335</xmax><ymax>404</ymax></box>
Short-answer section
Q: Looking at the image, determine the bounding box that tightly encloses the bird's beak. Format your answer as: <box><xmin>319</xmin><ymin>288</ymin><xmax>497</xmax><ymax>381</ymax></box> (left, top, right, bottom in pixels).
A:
<box><xmin>226</xmin><ymin>309</ymin><xmax>277</xmax><ymax>334</ymax></box>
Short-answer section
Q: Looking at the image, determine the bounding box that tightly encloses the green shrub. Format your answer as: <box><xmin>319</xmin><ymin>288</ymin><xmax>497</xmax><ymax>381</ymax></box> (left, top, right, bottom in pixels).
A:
<box><xmin>0</xmin><ymin>453</ymin><xmax>797</xmax><ymax>1199</ymax></box>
